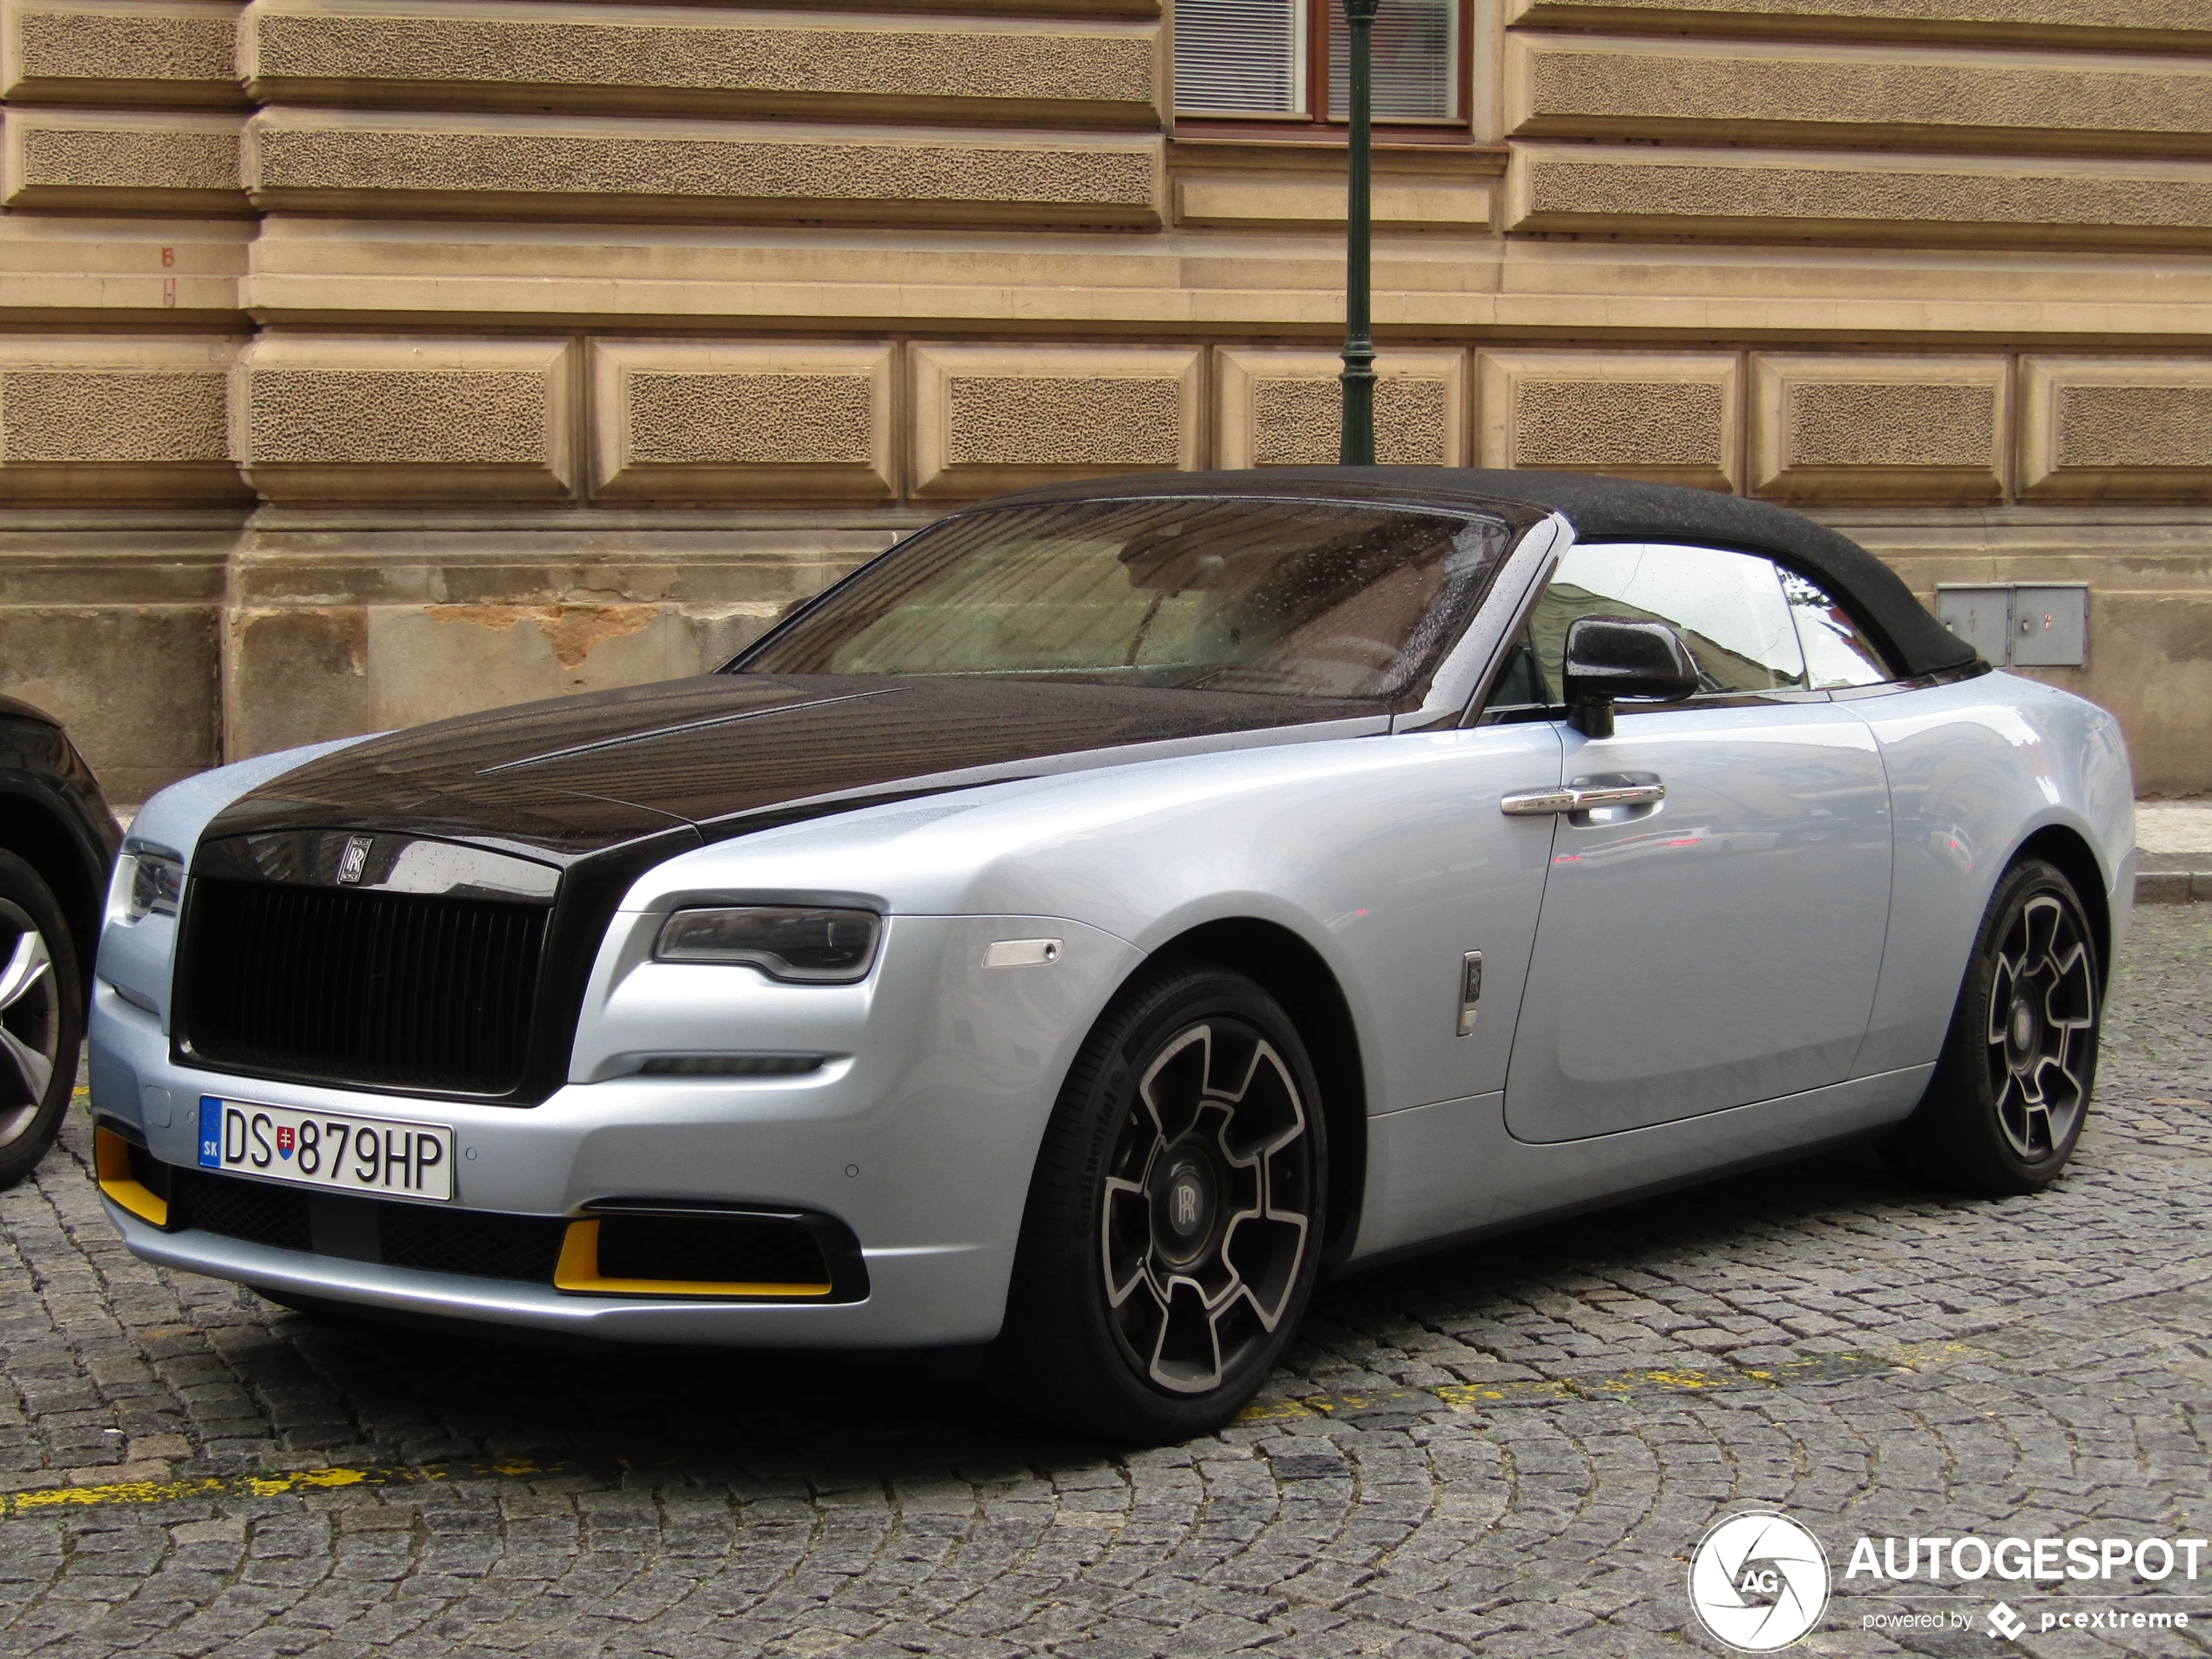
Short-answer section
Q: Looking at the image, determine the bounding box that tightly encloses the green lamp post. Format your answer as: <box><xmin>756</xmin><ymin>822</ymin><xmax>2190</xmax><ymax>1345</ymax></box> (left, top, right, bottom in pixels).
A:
<box><xmin>1338</xmin><ymin>0</ymin><xmax>1379</xmax><ymax>468</ymax></box>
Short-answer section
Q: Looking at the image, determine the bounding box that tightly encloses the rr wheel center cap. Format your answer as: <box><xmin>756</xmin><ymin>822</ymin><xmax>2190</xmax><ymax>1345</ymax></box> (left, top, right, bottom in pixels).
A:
<box><xmin>2008</xmin><ymin>996</ymin><xmax>2039</xmax><ymax>1064</ymax></box>
<box><xmin>1150</xmin><ymin>1147</ymin><xmax>1218</xmax><ymax>1269</ymax></box>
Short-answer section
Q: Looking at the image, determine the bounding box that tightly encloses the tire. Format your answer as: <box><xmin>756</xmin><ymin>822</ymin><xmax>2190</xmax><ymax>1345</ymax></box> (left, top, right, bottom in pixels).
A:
<box><xmin>992</xmin><ymin>963</ymin><xmax>1327</xmax><ymax>1443</ymax></box>
<box><xmin>1885</xmin><ymin>859</ymin><xmax>2101</xmax><ymax>1196</ymax></box>
<box><xmin>0</xmin><ymin>847</ymin><xmax>83</xmax><ymax>1190</ymax></box>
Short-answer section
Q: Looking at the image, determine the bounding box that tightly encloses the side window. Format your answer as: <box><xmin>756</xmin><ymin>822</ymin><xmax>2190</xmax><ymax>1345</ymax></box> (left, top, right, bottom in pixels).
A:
<box><xmin>1527</xmin><ymin>543</ymin><xmax>1807</xmax><ymax>700</ymax></box>
<box><xmin>1174</xmin><ymin>1</ymin><xmax>1466</xmax><ymax>125</ymax></box>
<box><xmin>1174</xmin><ymin>0</ymin><xmax>1308</xmax><ymax>116</ymax></box>
<box><xmin>1780</xmin><ymin>570</ymin><xmax>1893</xmax><ymax>688</ymax></box>
<box><xmin>1483</xmin><ymin>624</ymin><xmax>1549</xmax><ymax>712</ymax></box>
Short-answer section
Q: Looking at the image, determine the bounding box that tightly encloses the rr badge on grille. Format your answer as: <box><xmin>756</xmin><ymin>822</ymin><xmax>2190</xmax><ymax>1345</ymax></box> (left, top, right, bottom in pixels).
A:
<box><xmin>336</xmin><ymin>835</ymin><xmax>372</xmax><ymax>885</ymax></box>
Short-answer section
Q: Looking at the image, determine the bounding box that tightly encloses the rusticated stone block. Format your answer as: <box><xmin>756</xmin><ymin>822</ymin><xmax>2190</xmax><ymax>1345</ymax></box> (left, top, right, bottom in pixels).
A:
<box><xmin>221</xmin><ymin>516</ymin><xmax>889</xmax><ymax>755</ymax></box>
<box><xmin>0</xmin><ymin>338</ymin><xmax>241</xmax><ymax>500</ymax></box>
<box><xmin>1216</xmin><ymin>348</ymin><xmax>1465</xmax><ymax>468</ymax></box>
<box><xmin>0</xmin><ymin>601</ymin><xmax>221</xmax><ymax>799</ymax></box>
<box><xmin>232</xmin><ymin>337</ymin><xmax>578</xmax><ymax>501</ymax></box>
<box><xmin>1751</xmin><ymin>354</ymin><xmax>2006</xmax><ymax>504</ymax></box>
<box><xmin>255</xmin><ymin>372</ymin><xmax>543</xmax><ymax>462</ymax></box>
<box><xmin>949</xmin><ymin>380</ymin><xmax>1177</xmax><ymax>466</ymax></box>
<box><xmin>2020</xmin><ymin>357</ymin><xmax>2212</xmax><ymax>501</ymax></box>
<box><xmin>910</xmin><ymin>345</ymin><xmax>1200</xmax><ymax>498</ymax></box>
<box><xmin>1506</xmin><ymin>0</ymin><xmax>2212</xmax><ymax>49</ymax></box>
<box><xmin>243</xmin><ymin>112</ymin><xmax>1163</xmax><ymax>227</ymax></box>
<box><xmin>1253</xmin><ymin>381</ymin><xmax>1453</xmax><ymax>465</ymax></box>
<box><xmin>6</xmin><ymin>367</ymin><xmax>225</xmax><ymax>464</ymax></box>
<box><xmin>1507</xmin><ymin>35</ymin><xmax>2212</xmax><ymax>152</ymax></box>
<box><xmin>4</xmin><ymin>1</ymin><xmax>241</xmax><ymax>105</ymax></box>
<box><xmin>1479</xmin><ymin>351</ymin><xmax>1740</xmax><ymax>490</ymax></box>
<box><xmin>1506</xmin><ymin>143</ymin><xmax>2212</xmax><ymax>246</ymax></box>
<box><xmin>2</xmin><ymin>109</ymin><xmax>243</xmax><ymax>209</ymax></box>
<box><xmin>363</xmin><ymin>603</ymin><xmax>731</xmax><ymax>732</ymax></box>
<box><xmin>591</xmin><ymin>341</ymin><xmax>894</xmax><ymax>502</ymax></box>
<box><xmin>226</xmin><ymin>604</ymin><xmax>369</xmax><ymax>758</ymax></box>
<box><xmin>243</xmin><ymin>6</ymin><xmax>1160</xmax><ymax>126</ymax></box>
<box><xmin>2</xmin><ymin>374</ymin><xmax>223</xmax><ymax>462</ymax></box>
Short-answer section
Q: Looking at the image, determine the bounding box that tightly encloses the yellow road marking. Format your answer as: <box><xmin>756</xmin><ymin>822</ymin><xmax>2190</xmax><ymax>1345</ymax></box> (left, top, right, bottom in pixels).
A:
<box><xmin>1235</xmin><ymin>1397</ymin><xmax>1321</xmax><ymax>1422</ymax></box>
<box><xmin>1890</xmin><ymin>1339</ymin><xmax>1992</xmax><ymax>1366</ymax></box>
<box><xmin>2</xmin><ymin>1458</ymin><xmax>570</xmax><ymax>1520</ymax></box>
<box><xmin>11</xmin><ymin>1477</ymin><xmax>229</xmax><ymax>1513</ymax></box>
<box><xmin>1235</xmin><ymin>1339</ymin><xmax>1989</xmax><ymax>1424</ymax></box>
<box><xmin>1584</xmin><ymin>1366</ymin><xmax>1738</xmax><ymax>1394</ymax></box>
<box><xmin>1431</xmin><ymin>1379</ymin><xmax>1575</xmax><ymax>1408</ymax></box>
<box><xmin>10</xmin><ymin>1346</ymin><xmax>1997</xmax><ymax>1506</ymax></box>
<box><xmin>57</xmin><ymin>1089</ymin><xmax>1994</xmax><ymax>1470</ymax></box>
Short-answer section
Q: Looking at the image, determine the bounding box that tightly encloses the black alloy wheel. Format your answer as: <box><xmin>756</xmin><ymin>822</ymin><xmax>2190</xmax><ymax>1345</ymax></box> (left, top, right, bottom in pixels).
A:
<box><xmin>0</xmin><ymin>849</ymin><xmax>82</xmax><ymax>1190</ymax></box>
<box><xmin>1888</xmin><ymin>858</ymin><xmax>2101</xmax><ymax>1196</ymax></box>
<box><xmin>995</xmin><ymin>963</ymin><xmax>1326</xmax><ymax>1442</ymax></box>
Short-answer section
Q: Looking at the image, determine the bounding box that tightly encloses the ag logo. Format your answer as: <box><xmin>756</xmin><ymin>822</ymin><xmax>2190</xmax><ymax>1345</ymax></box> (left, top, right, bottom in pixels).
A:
<box><xmin>1688</xmin><ymin>1511</ymin><xmax>1831</xmax><ymax>1651</ymax></box>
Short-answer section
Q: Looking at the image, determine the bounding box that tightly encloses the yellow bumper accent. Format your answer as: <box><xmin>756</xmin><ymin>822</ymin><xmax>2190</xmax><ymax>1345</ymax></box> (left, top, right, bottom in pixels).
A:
<box><xmin>552</xmin><ymin>1218</ymin><xmax>832</xmax><ymax>1299</ymax></box>
<box><xmin>95</xmin><ymin>1127</ymin><xmax>168</xmax><ymax>1228</ymax></box>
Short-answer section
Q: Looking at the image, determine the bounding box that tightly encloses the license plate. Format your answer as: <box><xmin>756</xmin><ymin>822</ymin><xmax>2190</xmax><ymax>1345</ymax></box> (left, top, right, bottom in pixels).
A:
<box><xmin>197</xmin><ymin>1096</ymin><xmax>455</xmax><ymax>1202</ymax></box>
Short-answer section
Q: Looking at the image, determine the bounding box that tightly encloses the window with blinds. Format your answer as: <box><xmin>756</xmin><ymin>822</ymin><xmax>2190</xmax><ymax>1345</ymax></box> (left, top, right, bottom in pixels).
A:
<box><xmin>1174</xmin><ymin>0</ymin><xmax>1464</xmax><ymax>125</ymax></box>
<box><xmin>1327</xmin><ymin>0</ymin><xmax>1458</xmax><ymax>120</ymax></box>
<box><xmin>1174</xmin><ymin>0</ymin><xmax>1309</xmax><ymax>117</ymax></box>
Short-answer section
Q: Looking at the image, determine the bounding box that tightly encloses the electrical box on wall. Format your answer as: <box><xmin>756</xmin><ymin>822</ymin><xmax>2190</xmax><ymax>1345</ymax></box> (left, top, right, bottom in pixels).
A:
<box><xmin>1935</xmin><ymin>583</ymin><xmax>2088</xmax><ymax>668</ymax></box>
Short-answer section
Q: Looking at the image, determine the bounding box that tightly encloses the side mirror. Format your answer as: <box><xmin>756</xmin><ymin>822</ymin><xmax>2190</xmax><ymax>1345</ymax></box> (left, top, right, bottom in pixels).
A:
<box><xmin>1561</xmin><ymin>617</ymin><xmax>1700</xmax><ymax>738</ymax></box>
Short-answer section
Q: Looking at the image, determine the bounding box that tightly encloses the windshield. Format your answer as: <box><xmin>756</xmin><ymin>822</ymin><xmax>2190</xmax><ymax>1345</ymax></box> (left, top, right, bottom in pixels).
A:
<box><xmin>733</xmin><ymin>496</ymin><xmax>1515</xmax><ymax>700</ymax></box>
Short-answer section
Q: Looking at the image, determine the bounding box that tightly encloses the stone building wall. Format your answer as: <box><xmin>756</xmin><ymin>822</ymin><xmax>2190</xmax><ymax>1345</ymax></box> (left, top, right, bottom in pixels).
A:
<box><xmin>1</xmin><ymin>0</ymin><xmax>2209</xmax><ymax>802</ymax></box>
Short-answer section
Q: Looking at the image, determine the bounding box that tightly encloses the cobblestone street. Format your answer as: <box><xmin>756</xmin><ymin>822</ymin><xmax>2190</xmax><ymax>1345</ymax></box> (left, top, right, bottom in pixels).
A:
<box><xmin>3</xmin><ymin>907</ymin><xmax>2207</xmax><ymax>1659</ymax></box>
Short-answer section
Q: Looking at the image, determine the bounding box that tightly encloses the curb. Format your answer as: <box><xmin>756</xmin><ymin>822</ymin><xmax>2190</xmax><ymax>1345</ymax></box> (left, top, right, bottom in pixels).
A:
<box><xmin>2136</xmin><ymin>871</ymin><xmax>2210</xmax><ymax>906</ymax></box>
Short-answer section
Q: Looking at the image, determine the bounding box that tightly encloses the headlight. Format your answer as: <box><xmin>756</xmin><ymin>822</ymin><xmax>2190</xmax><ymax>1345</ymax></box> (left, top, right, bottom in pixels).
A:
<box><xmin>111</xmin><ymin>846</ymin><xmax>184</xmax><ymax>923</ymax></box>
<box><xmin>655</xmin><ymin>907</ymin><xmax>880</xmax><ymax>983</ymax></box>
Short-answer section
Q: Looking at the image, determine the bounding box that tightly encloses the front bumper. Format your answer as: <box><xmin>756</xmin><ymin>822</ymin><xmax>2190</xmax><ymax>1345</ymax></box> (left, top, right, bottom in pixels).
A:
<box><xmin>88</xmin><ymin>913</ymin><xmax>1143</xmax><ymax>1347</ymax></box>
<box><xmin>100</xmin><ymin>1201</ymin><xmax>974</xmax><ymax>1345</ymax></box>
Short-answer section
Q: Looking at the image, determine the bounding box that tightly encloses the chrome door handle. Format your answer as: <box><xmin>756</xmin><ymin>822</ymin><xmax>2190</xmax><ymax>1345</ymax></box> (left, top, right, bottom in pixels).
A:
<box><xmin>1501</xmin><ymin>781</ymin><xmax>1666</xmax><ymax>816</ymax></box>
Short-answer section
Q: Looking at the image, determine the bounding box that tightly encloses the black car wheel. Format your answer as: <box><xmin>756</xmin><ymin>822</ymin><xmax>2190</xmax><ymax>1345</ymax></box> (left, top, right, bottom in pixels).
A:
<box><xmin>995</xmin><ymin>963</ymin><xmax>1325</xmax><ymax>1443</ymax></box>
<box><xmin>0</xmin><ymin>848</ymin><xmax>82</xmax><ymax>1189</ymax></box>
<box><xmin>1887</xmin><ymin>858</ymin><xmax>2100</xmax><ymax>1196</ymax></box>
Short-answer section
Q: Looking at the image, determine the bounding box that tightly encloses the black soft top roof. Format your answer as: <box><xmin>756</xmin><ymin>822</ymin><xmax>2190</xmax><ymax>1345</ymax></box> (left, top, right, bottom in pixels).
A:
<box><xmin>984</xmin><ymin>468</ymin><xmax>1977</xmax><ymax>680</ymax></box>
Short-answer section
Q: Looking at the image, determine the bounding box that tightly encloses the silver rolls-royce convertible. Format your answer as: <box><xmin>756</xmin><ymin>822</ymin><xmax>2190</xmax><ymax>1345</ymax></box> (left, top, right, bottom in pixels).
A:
<box><xmin>88</xmin><ymin>470</ymin><xmax>2133</xmax><ymax>1440</ymax></box>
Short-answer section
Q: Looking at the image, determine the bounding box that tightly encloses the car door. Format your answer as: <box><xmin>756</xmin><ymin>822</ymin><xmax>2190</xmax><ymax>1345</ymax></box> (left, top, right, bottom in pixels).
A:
<box><xmin>1329</xmin><ymin>719</ymin><xmax>1565</xmax><ymax>1119</ymax></box>
<box><xmin>1500</xmin><ymin>543</ymin><xmax>1894</xmax><ymax>1143</ymax></box>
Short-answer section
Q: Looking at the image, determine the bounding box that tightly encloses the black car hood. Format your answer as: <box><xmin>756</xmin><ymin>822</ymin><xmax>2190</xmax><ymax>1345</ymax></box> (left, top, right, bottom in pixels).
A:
<box><xmin>203</xmin><ymin>675</ymin><xmax>1386</xmax><ymax>862</ymax></box>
